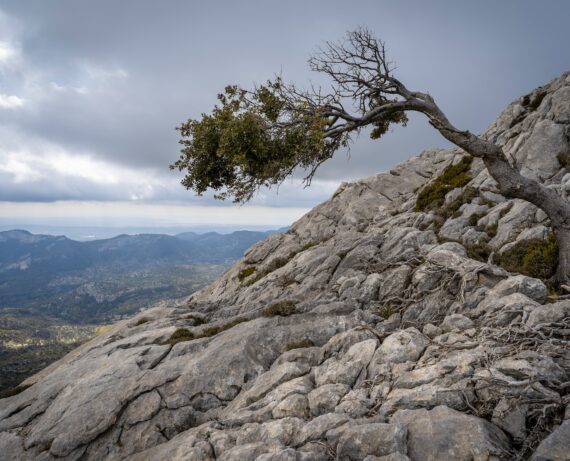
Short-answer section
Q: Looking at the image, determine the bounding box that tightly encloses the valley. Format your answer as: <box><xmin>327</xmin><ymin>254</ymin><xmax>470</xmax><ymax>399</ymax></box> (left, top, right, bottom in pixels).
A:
<box><xmin>0</xmin><ymin>229</ymin><xmax>275</xmax><ymax>392</ymax></box>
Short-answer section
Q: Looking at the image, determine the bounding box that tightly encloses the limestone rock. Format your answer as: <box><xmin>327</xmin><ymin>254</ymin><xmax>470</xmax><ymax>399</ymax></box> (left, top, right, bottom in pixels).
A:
<box><xmin>1</xmin><ymin>72</ymin><xmax>570</xmax><ymax>461</ymax></box>
<box><xmin>392</xmin><ymin>406</ymin><xmax>511</xmax><ymax>460</ymax></box>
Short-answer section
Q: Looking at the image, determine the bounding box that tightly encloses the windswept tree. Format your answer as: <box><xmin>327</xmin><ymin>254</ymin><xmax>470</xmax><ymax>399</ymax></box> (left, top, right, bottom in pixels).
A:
<box><xmin>172</xmin><ymin>28</ymin><xmax>570</xmax><ymax>285</ymax></box>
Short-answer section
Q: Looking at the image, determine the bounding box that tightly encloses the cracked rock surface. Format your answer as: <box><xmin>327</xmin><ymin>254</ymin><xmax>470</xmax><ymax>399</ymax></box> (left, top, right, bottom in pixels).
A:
<box><xmin>1</xmin><ymin>73</ymin><xmax>569</xmax><ymax>460</ymax></box>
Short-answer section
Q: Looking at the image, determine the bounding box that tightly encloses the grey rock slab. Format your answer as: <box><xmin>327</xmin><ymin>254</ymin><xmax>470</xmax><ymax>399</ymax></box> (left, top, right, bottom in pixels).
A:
<box><xmin>308</xmin><ymin>384</ymin><xmax>350</xmax><ymax>417</ymax></box>
<box><xmin>490</xmin><ymin>274</ymin><xmax>547</xmax><ymax>303</ymax></box>
<box><xmin>440</xmin><ymin>314</ymin><xmax>475</xmax><ymax>333</ymax></box>
<box><xmin>526</xmin><ymin>300</ymin><xmax>570</xmax><ymax>327</ymax></box>
<box><xmin>531</xmin><ymin>420</ymin><xmax>570</xmax><ymax>461</ymax></box>
<box><xmin>314</xmin><ymin>339</ymin><xmax>378</xmax><ymax>387</ymax></box>
<box><xmin>272</xmin><ymin>393</ymin><xmax>310</xmax><ymax>419</ymax></box>
<box><xmin>392</xmin><ymin>406</ymin><xmax>512</xmax><ymax>461</ymax></box>
<box><xmin>294</xmin><ymin>413</ymin><xmax>350</xmax><ymax>446</ymax></box>
<box><xmin>218</xmin><ymin>440</ymin><xmax>284</xmax><ymax>461</ymax></box>
<box><xmin>255</xmin><ymin>448</ymin><xmax>299</xmax><ymax>461</ymax></box>
<box><xmin>336</xmin><ymin>423</ymin><xmax>407</xmax><ymax>461</ymax></box>
<box><xmin>374</xmin><ymin>328</ymin><xmax>428</xmax><ymax>365</ymax></box>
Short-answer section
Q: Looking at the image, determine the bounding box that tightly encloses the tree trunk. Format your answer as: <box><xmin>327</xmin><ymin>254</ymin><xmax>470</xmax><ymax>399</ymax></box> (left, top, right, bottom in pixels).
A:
<box><xmin>419</xmin><ymin>99</ymin><xmax>570</xmax><ymax>285</ymax></box>
<box><xmin>555</xmin><ymin>227</ymin><xmax>570</xmax><ymax>286</ymax></box>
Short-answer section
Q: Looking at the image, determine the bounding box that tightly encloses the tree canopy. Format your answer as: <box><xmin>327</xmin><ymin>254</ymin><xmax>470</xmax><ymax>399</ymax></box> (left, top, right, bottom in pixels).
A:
<box><xmin>171</xmin><ymin>28</ymin><xmax>409</xmax><ymax>203</ymax></box>
<box><xmin>173</xmin><ymin>28</ymin><xmax>570</xmax><ymax>284</ymax></box>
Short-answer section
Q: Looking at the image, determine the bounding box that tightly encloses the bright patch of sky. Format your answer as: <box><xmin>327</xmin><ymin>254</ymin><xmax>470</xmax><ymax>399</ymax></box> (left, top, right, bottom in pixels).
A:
<box><xmin>0</xmin><ymin>0</ymin><xmax>568</xmax><ymax>230</ymax></box>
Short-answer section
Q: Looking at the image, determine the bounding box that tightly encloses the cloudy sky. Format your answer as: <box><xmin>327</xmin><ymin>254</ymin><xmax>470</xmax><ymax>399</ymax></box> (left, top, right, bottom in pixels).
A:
<box><xmin>0</xmin><ymin>0</ymin><xmax>569</xmax><ymax>232</ymax></box>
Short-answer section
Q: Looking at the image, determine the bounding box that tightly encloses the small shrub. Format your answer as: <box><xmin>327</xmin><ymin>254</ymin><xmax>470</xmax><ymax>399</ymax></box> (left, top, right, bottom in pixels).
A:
<box><xmin>164</xmin><ymin>328</ymin><xmax>194</xmax><ymax>345</ymax></box>
<box><xmin>238</xmin><ymin>266</ymin><xmax>256</xmax><ymax>281</ymax></box>
<box><xmin>301</xmin><ymin>241</ymin><xmax>316</xmax><ymax>251</ymax></box>
<box><xmin>485</xmin><ymin>223</ymin><xmax>498</xmax><ymax>238</ymax></box>
<box><xmin>262</xmin><ymin>300</ymin><xmax>297</xmax><ymax>317</ymax></box>
<box><xmin>244</xmin><ymin>253</ymin><xmax>297</xmax><ymax>286</ymax></box>
<box><xmin>95</xmin><ymin>325</ymin><xmax>112</xmax><ymax>335</ymax></box>
<box><xmin>0</xmin><ymin>384</ymin><xmax>32</xmax><ymax>399</ymax></box>
<box><xmin>415</xmin><ymin>156</ymin><xmax>473</xmax><ymax>212</ymax></box>
<box><xmin>185</xmin><ymin>314</ymin><xmax>205</xmax><ymax>326</ymax></box>
<box><xmin>439</xmin><ymin>187</ymin><xmax>479</xmax><ymax>219</ymax></box>
<box><xmin>465</xmin><ymin>243</ymin><xmax>491</xmax><ymax>262</ymax></box>
<box><xmin>201</xmin><ymin>318</ymin><xmax>248</xmax><ymax>337</ymax></box>
<box><xmin>499</xmin><ymin>202</ymin><xmax>513</xmax><ymax>219</ymax></box>
<box><xmin>468</xmin><ymin>213</ymin><xmax>484</xmax><ymax>227</ymax></box>
<box><xmin>244</xmin><ymin>273</ymin><xmax>264</xmax><ymax>286</ymax></box>
<box><xmin>278</xmin><ymin>274</ymin><xmax>297</xmax><ymax>287</ymax></box>
<box><xmin>265</xmin><ymin>256</ymin><xmax>289</xmax><ymax>272</ymax></box>
<box><xmin>378</xmin><ymin>305</ymin><xmax>396</xmax><ymax>319</ymax></box>
<box><xmin>286</xmin><ymin>339</ymin><xmax>315</xmax><ymax>350</ymax></box>
<box><xmin>558</xmin><ymin>151</ymin><xmax>570</xmax><ymax>170</ymax></box>
<box><xmin>495</xmin><ymin>234</ymin><xmax>559</xmax><ymax>281</ymax></box>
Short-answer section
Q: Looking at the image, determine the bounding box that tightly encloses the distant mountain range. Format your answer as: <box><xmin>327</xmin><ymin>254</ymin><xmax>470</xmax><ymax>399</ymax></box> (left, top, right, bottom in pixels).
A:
<box><xmin>0</xmin><ymin>228</ymin><xmax>281</xmax><ymax>322</ymax></box>
<box><xmin>0</xmin><ymin>228</ymin><xmax>281</xmax><ymax>391</ymax></box>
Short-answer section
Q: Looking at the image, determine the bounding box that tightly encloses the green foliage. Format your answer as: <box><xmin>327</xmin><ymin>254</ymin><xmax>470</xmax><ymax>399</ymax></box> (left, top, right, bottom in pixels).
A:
<box><xmin>468</xmin><ymin>213</ymin><xmax>484</xmax><ymax>227</ymax></box>
<box><xmin>301</xmin><ymin>241</ymin><xmax>316</xmax><ymax>251</ymax></box>
<box><xmin>465</xmin><ymin>243</ymin><xmax>492</xmax><ymax>262</ymax></box>
<box><xmin>495</xmin><ymin>234</ymin><xmax>559</xmax><ymax>280</ymax></box>
<box><xmin>134</xmin><ymin>317</ymin><xmax>150</xmax><ymax>326</ymax></box>
<box><xmin>164</xmin><ymin>328</ymin><xmax>195</xmax><ymax>345</ymax></box>
<box><xmin>286</xmin><ymin>339</ymin><xmax>315</xmax><ymax>350</ymax></box>
<box><xmin>558</xmin><ymin>151</ymin><xmax>570</xmax><ymax>169</ymax></box>
<box><xmin>172</xmin><ymin>70</ymin><xmax>410</xmax><ymax>203</ymax></box>
<box><xmin>238</xmin><ymin>266</ymin><xmax>256</xmax><ymax>281</ymax></box>
<box><xmin>201</xmin><ymin>318</ymin><xmax>248</xmax><ymax>337</ymax></box>
<box><xmin>262</xmin><ymin>300</ymin><xmax>297</xmax><ymax>317</ymax></box>
<box><xmin>185</xmin><ymin>314</ymin><xmax>206</xmax><ymax>326</ymax></box>
<box><xmin>244</xmin><ymin>253</ymin><xmax>297</xmax><ymax>286</ymax></box>
<box><xmin>377</xmin><ymin>305</ymin><xmax>396</xmax><ymax>319</ymax></box>
<box><xmin>415</xmin><ymin>157</ymin><xmax>473</xmax><ymax>212</ymax></box>
<box><xmin>0</xmin><ymin>384</ymin><xmax>32</xmax><ymax>400</ymax></box>
<box><xmin>172</xmin><ymin>80</ymin><xmax>337</xmax><ymax>203</ymax></box>
<box><xmin>369</xmin><ymin>95</ymin><xmax>408</xmax><ymax>139</ymax></box>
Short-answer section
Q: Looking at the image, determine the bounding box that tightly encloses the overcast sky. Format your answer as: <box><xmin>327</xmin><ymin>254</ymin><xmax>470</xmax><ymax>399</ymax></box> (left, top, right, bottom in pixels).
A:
<box><xmin>0</xmin><ymin>0</ymin><xmax>569</xmax><ymax>231</ymax></box>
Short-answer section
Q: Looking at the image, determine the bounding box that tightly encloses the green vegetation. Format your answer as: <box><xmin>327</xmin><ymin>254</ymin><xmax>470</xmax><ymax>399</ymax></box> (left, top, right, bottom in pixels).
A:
<box><xmin>244</xmin><ymin>253</ymin><xmax>298</xmax><ymax>286</ymax></box>
<box><xmin>415</xmin><ymin>157</ymin><xmax>473</xmax><ymax>212</ymax></box>
<box><xmin>185</xmin><ymin>314</ymin><xmax>206</xmax><ymax>326</ymax></box>
<box><xmin>164</xmin><ymin>328</ymin><xmax>195</xmax><ymax>345</ymax></box>
<box><xmin>262</xmin><ymin>300</ymin><xmax>297</xmax><ymax>317</ymax></box>
<box><xmin>238</xmin><ymin>266</ymin><xmax>256</xmax><ymax>281</ymax></box>
<box><xmin>465</xmin><ymin>243</ymin><xmax>492</xmax><ymax>262</ymax></box>
<box><xmin>468</xmin><ymin>213</ymin><xmax>484</xmax><ymax>227</ymax></box>
<box><xmin>134</xmin><ymin>317</ymin><xmax>150</xmax><ymax>326</ymax></box>
<box><xmin>377</xmin><ymin>305</ymin><xmax>396</xmax><ymax>319</ymax></box>
<box><xmin>286</xmin><ymin>339</ymin><xmax>315</xmax><ymax>350</ymax></box>
<box><xmin>495</xmin><ymin>234</ymin><xmax>559</xmax><ymax>280</ymax></box>
<box><xmin>0</xmin><ymin>314</ymin><xmax>91</xmax><ymax>394</ymax></box>
<box><xmin>558</xmin><ymin>151</ymin><xmax>570</xmax><ymax>169</ymax></box>
<box><xmin>0</xmin><ymin>383</ymin><xmax>32</xmax><ymax>400</ymax></box>
<box><xmin>300</xmin><ymin>241</ymin><xmax>316</xmax><ymax>251</ymax></box>
<box><xmin>201</xmin><ymin>318</ymin><xmax>248</xmax><ymax>337</ymax></box>
<box><xmin>95</xmin><ymin>325</ymin><xmax>112</xmax><ymax>335</ymax></box>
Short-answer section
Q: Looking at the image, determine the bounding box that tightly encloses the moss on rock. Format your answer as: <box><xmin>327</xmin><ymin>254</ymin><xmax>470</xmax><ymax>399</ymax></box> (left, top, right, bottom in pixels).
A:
<box><xmin>495</xmin><ymin>233</ymin><xmax>559</xmax><ymax>281</ymax></box>
<box><xmin>415</xmin><ymin>156</ymin><xmax>473</xmax><ymax>212</ymax></box>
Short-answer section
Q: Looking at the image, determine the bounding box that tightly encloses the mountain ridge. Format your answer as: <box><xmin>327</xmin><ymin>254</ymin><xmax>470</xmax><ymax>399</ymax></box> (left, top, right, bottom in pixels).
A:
<box><xmin>1</xmin><ymin>72</ymin><xmax>569</xmax><ymax>460</ymax></box>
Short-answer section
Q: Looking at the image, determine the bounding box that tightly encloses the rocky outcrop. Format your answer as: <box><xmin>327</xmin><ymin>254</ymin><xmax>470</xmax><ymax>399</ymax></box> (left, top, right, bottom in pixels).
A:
<box><xmin>1</xmin><ymin>72</ymin><xmax>569</xmax><ymax>460</ymax></box>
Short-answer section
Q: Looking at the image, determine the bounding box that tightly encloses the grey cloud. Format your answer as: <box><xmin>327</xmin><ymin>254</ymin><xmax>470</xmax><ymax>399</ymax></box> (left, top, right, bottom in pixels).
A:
<box><xmin>0</xmin><ymin>0</ymin><xmax>569</xmax><ymax>206</ymax></box>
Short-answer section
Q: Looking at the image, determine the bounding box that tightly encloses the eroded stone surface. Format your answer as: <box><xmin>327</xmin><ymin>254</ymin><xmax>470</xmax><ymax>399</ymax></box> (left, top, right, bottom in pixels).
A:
<box><xmin>1</xmin><ymin>72</ymin><xmax>569</xmax><ymax>461</ymax></box>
